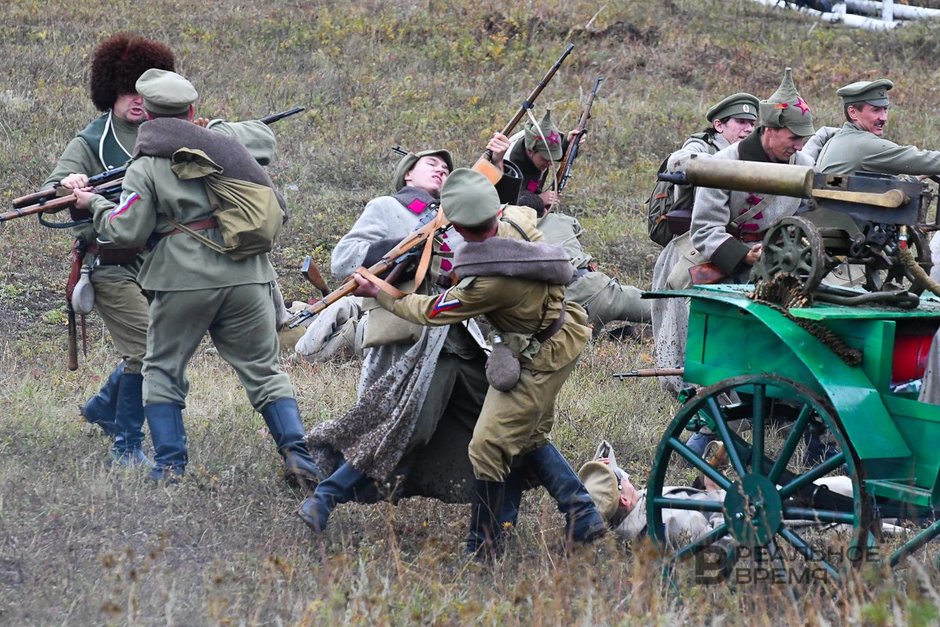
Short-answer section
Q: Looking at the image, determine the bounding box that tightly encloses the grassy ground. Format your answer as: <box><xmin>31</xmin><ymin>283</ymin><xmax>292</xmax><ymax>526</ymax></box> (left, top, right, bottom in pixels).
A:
<box><xmin>4</xmin><ymin>0</ymin><xmax>940</xmax><ymax>623</ymax></box>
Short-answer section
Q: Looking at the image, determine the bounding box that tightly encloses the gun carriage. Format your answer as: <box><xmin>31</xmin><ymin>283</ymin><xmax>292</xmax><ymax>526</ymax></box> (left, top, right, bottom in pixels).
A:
<box><xmin>646</xmin><ymin>159</ymin><xmax>940</xmax><ymax>581</ymax></box>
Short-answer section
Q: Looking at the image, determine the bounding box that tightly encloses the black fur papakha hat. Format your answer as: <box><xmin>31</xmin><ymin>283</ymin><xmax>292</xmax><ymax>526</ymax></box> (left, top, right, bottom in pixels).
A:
<box><xmin>90</xmin><ymin>33</ymin><xmax>175</xmax><ymax>111</ymax></box>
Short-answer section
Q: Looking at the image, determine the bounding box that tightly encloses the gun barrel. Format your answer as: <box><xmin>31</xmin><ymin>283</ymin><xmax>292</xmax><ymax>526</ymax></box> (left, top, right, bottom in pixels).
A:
<box><xmin>613</xmin><ymin>367</ymin><xmax>684</xmax><ymax>379</ymax></box>
<box><xmin>685</xmin><ymin>157</ymin><xmax>814</xmax><ymax>198</ymax></box>
<box><xmin>260</xmin><ymin>106</ymin><xmax>305</xmax><ymax>125</ymax></box>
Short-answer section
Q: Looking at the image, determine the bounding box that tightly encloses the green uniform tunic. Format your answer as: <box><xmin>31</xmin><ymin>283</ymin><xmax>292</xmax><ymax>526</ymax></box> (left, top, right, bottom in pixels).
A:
<box><xmin>376</xmin><ymin>207</ymin><xmax>592</xmax><ymax>481</ymax></box>
<box><xmin>89</xmin><ymin>119</ymin><xmax>290</xmax><ymax>409</ymax></box>
<box><xmin>43</xmin><ymin>113</ymin><xmax>148</xmax><ymax>372</ymax></box>
<box><xmin>816</xmin><ymin>122</ymin><xmax>940</xmax><ymax>176</ymax></box>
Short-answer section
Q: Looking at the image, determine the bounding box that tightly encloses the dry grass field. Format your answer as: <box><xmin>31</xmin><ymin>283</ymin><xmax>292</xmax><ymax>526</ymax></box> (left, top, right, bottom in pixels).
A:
<box><xmin>3</xmin><ymin>0</ymin><xmax>940</xmax><ymax>624</ymax></box>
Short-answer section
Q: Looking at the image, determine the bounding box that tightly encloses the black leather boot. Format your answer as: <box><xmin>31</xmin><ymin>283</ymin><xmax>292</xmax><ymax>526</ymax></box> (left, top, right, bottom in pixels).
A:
<box><xmin>110</xmin><ymin>373</ymin><xmax>151</xmax><ymax>467</ymax></box>
<box><xmin>466</xmin><ymin>479</ymin><xmax>506</xmax><ymax>560</ymax></box>
<box><xmin>81</xmin><ymin>361</ymin><xmax>124</xmax><ymax>439</ymax></box>
<box><xmin>526</xmin><ymin>444</ymin><xmax>607</xmax><ymax>543</ymax></box>
<box><xmin>146</xmin><ymin>403</ymin><xmax>187</xmax><ymax>482</ymax></box>
<box><xmin>297</xmin><ymin>462</ymin><xmax>367</xmax><ymax>532</ymax></box>
<box><xmin>261</xmin><ymin>398</ymin><xmax>324</xmax><ymax>491</ymax></box>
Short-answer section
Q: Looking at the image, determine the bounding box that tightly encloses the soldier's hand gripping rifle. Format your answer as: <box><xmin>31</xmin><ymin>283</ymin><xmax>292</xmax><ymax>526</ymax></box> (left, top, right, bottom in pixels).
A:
<box><xmin>6</xmin><ymin>106</ymin><xmax>307</xmax><ymax>229</ymax></box>
<box><xmin>473</xmin><ymin>43</ymin><xmax>575</xmax><ymax>185</ymax></box>
<box><xmin>287</xmin><ymin>208</ymin><xmax>450</xmax><ymax>328</ymax></box>
<box><xmin>555</xmin><ymin>75</ymin><xmax>602</xmax><ymax>194</ymax></box>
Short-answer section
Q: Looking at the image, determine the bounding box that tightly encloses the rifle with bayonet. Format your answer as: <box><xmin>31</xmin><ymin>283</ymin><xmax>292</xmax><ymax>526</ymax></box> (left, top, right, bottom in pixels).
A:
<box><xmin>555</xmin><ymin>75</ymin><xmax>602</xmax><ymax>194</ymax></box>
<box><xmin>5</xmin><ymin>106</ymin><xmax>307</xmax><ymax>228</ymax></box>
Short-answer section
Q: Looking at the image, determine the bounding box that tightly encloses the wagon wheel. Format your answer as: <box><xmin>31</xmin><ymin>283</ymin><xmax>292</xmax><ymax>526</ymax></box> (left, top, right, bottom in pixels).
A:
<box><xmin>647</xmin><ymin>374</ymin><xmax>876</xmax><ymax>584</ymax></box>
<box><xmin>863</xmin><ymin>226</ymin><xmax>932</xmax><ymax>296</ymax></box>
<box><xmin>754</xmin><ymin>217</ymin><xmax>827</xmax><ymax>293</ymax></box>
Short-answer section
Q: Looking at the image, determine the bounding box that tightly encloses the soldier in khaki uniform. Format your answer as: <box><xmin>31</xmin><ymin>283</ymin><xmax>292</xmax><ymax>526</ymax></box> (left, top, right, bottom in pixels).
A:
<box><xmin>349</xmin><ymin>168</ymin><xmax>606</xmax><ymax>556</ymax></box>
<box><xmin>814</xmin><ymin>79</ymin><xmax>940</xmax><ymax>270</ymax></box>
<box><xmin>74</xmin><ymin>70</ymin><xmax>322</xmax><ymax>487</ymax></box>
<box><xmin>44</xmin><ymin>34</ymin><xmax>176</xmax><ymax>466</ymax></box>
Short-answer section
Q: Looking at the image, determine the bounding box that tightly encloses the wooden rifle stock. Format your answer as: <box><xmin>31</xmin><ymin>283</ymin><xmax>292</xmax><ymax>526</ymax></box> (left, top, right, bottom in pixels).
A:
<box><xmin>12</xmin><ymin>166</ymin><xmax>127</xmax><ymax>210</ymax></box>
<box><xmin>476</xmin><ymin>43</ymin><xmax>575</xmax><ymax>181</ymax></box>
<box><xmin>2</xmin><ymin>179</ymin><xmax>124</xmax><ymax>223</ymax></box>
<box><xmin>555</xmin><ymin>75</ymin><xmax>602</xmax><ymax>193</ymax></box>
<box><xmin>301</xmin><ymin>255</ymin><xmax>330</xmax><ymax>297</ymax></box>
<box><xmin>302</xmin><ymin>210</ymin><xmax>451</xmax><ymax>318</ymax></box>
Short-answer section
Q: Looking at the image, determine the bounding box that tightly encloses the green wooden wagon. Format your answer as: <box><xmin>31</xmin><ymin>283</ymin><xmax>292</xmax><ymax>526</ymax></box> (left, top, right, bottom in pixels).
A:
<box><xmin>645</xmin><ymin>284</ymin><xmax>940</xmax><ymax>581</ymax></box>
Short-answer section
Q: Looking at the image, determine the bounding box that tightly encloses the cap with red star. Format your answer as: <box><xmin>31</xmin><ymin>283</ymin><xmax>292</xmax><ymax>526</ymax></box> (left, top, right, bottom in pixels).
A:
<box><xmin>524</xmin><ymin>109</ymin><xmax>564</xmax><ymax>161</ymax></box>
<box><xmin>759</xmin><ymin>67</ymin><xmax>815</xmax><ymax>138</ymax></box>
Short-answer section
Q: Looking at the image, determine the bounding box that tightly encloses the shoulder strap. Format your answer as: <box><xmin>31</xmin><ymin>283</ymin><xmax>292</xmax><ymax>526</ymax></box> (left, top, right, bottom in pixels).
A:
<box><xmin>729</xmin><ymin>195</ymin><xmax>771</xmax><ymax>230</ymax></box>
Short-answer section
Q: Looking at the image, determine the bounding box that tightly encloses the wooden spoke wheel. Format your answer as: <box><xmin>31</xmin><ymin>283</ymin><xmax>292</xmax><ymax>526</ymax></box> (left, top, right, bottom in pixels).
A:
<box><xmin>754</xmin><ymin>217</ymin><xmax>827</xmax><ymax>293</ymax></box>
<box><xmin>647</xmin><ymin>375</ymin><xmax>876</xmax><ymax>584</ymax></box>
<box><xmin>863</xmin><ymin>226</ymin><xmax>932</xmax><ymax>296</ymax></box>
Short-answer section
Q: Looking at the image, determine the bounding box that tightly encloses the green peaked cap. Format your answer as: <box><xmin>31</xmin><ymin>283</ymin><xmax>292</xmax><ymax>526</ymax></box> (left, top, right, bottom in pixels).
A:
<box><xmin>759</xmin><ymin>67</ymin><xmax>815</xmax><ymax>137</ymax></box>
<box><xmin>136</xmin><ymin>68</ymin><xmax>197</xmax><ymax>115</ymax></box>
<box><xmin>392</xmin><ymin>148</ymin><xmax>454</xmax><ymax>191</ymax></box>
<box><xmin>440</xmin><ymin>168</ymin><xmax>500</xmax><ymax>228</ymax></box>
<box><xmin>524</xmin><ymin>109</ymin><xmax>563</xmax><ymax>160</ymax></box>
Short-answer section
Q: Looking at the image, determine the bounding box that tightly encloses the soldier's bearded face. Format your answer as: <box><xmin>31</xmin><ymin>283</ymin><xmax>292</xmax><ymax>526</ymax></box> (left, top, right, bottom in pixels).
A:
<box><xmin>404</xmin><ymin>155</ymin><xmax>450</xmax><ymax>195</ymax></box>
<box><xmin>852</xmin><ymin>103</ymin><xmax>888</xmax><ymax>137</ymax></box>
<box><xmin>112</xmin><ymin>92</ymin><xmax>147</xmax><ymax>124</ymax></box>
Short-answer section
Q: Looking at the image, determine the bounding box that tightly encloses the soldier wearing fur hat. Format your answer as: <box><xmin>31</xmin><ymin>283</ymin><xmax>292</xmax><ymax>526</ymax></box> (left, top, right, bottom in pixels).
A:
<box><xmin>651</xmin><ymin>69</ymin><xmax>815</xmax><ymax>401</ymax></box>
<box><xmin>73</xmin><ymin>69</ymin><xmax>323</xmax><ymax>489</ymax></box>
<box><xmin>299</xmin><ymin>137</ymin><xmax>514</xmax><ymax>536</ymax></box>
<box><xmin>42</xmin><ymin>33</ymin><xmax>175</xmax><ymax>467</ymax></box>
<box><xmin>340</xmin><ymin>168</ymin><xmax>606</xmax><ymax>559</ymax></box>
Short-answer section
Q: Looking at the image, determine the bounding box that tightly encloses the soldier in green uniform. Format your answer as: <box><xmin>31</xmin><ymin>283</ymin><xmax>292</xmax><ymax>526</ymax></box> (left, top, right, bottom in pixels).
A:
<box><xmin>349</xmin><ymin>168</ymin><xmax>606</xmax><ymax>556</ymax></box>
<box><xmin>73</xmin><ymin>69</ymin><xmax>322</xmax><ymax>487</ymax></box>
<box><xmin>816</xmin><ymin>79</ymin><xmax>940</xmax><ymax>176</ymax></box>
<box><xmin>814</xmin><ymin>79</ymin><xmax>940</xmax><ymax>242</ymax></box>
<box><xmin>44</xmin><ymin>33</ymin><xmax>175</xmax><ymax>466</ymax></box>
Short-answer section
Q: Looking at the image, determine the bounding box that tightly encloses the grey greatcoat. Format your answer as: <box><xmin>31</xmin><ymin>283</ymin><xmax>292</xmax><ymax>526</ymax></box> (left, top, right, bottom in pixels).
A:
<box><xmin>307</xmin><ymin>189</ymin><xmax>489</xmax><ymax>502</ymax></box>
<box><xmin>615</xmin><ymin>487</ymin><xmax>725</xmax><ymax>548</ymax></box>
<box><xmin>652</xmin><ymin>132</ymin><xmax>812</xmax><ymax>395</ymax></box>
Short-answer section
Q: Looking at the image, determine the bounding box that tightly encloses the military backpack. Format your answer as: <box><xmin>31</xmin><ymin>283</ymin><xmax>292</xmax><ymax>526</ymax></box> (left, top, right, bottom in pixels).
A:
<box><xmin>645</xmin><ymin>131</ymin><xmax>721</xmax><ymax>247</ymax></box>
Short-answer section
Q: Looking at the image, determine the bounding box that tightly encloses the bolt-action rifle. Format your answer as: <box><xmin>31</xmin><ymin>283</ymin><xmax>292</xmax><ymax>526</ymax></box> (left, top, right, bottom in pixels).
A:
<box><xmin>474</xmin><ymin>43</ymin><xmax>575</xmax><ymax>184</ymax></box>
<box><xmin>554</xmin><ymin>75</ymin><xmax>602</xmax><ymax>194</ymax></box>
<box><xmin>5</xmin><ymin>106</ymin><xmax>307</xmax><ymax>229</ymax></box>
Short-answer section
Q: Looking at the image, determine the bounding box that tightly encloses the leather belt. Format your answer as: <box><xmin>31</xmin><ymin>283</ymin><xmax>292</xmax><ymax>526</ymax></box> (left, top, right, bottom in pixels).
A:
<box><xmin>155</xmin><ymin>217</ymin><xmax>219</xmax><ymax>240</ymax></box>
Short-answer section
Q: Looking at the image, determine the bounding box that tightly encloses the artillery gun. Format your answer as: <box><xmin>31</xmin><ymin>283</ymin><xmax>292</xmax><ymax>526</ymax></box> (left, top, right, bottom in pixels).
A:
<box><xmin>664</xmin><ymin>157</ymin><xmax>937</xmax><ymax>302</ymax></box>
